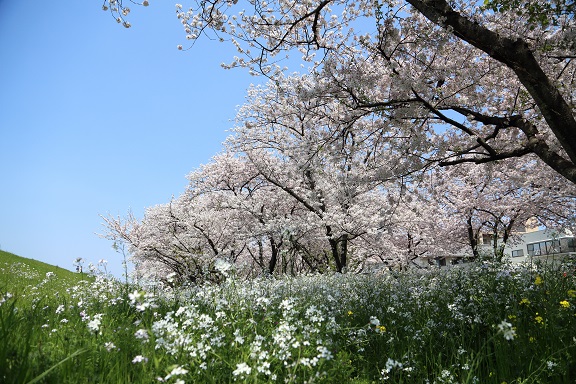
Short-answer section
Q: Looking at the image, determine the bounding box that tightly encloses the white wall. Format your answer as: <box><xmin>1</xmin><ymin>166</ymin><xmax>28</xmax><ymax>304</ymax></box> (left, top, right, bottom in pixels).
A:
<box><xmin>504</xmin><ymin>229</ymin><xmax>575</xmax><ymax>263</ymax></box>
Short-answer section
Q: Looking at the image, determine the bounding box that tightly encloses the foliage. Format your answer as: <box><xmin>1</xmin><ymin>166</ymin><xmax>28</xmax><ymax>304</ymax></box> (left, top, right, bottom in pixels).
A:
<box><xmin>483</xmin><ymin>0</ymin><xmax>576</xmax><ymax>27</ymax></box>
<box><xmin>2</xmin><ymin>252</ymin><xmax>576</xmax><ymax>382</ymax></box>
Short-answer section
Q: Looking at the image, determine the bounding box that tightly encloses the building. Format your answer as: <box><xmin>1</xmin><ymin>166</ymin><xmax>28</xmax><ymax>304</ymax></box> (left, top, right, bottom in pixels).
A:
<box><xmin>420</xmin><ymin>225</ymin><xmax>576</xmax><ymax>268</ymax></box>
<box><xmin>504</xmin><ymin>228</ymin><xmax>576</xmax><ymax>264</ymax></box>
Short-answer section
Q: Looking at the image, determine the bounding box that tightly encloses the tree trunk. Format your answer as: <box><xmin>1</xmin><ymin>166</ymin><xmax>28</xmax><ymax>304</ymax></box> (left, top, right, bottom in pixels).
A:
<box><xmin>467</xmin><ymin>217</ymin><xmax>480</xmax><ymax>260</ymax></box>
<box><xmin>268</xmin><ymin>237</ymin><xmax>279</xmax><ymax>274</ymax></box>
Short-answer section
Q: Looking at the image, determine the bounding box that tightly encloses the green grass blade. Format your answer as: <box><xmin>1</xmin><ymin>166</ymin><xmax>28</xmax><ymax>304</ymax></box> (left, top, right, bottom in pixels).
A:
<box><xmin>26</xmin><ymin>348</ymin><xmax>87</xmax><ymax>384</ymax></box>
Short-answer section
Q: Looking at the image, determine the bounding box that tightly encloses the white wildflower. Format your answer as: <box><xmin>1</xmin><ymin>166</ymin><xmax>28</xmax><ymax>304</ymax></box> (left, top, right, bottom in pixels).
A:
<box><xmin>128</xmin><ymin>290</ymin><xmax>144</xmax><ymax>304</ymax></box>
<box><xmin>87</xmin><ymin>318</ymin><xmax>101</xmax><ymax>332</ymax></box>
<box><xmin>441</xmin><ymin>369</ymin><xmax>454</xmax><ymax>379</ymax></box>
<box><xmin>316</xmin><ymin>345</ymin><xmax>333</xmax><ymax>360</ymax></box>
<box><xmin>87</xmin><ymin>313</ymin><xmax>104</xmax><ymax>333</ymax></box>
<box><xmin>497</xmin><ymin>320</ymin><xmax>516</xmax><ymax>341</ymax></box>
<box><xmin>135</xmin><ymin>328</ymin><xmax>149</xmax><ymax>341</ymax></box>
<box><xmin>132</xmin><ymin>355</ymin><xmax>148</xmax><ymax>363</ymax></box>
<box><xmin>233</xmin><ymin>329</ymin><xmax>244</xmax><ymax>345</ymax></box>
<box><xmin>384</xmin><ymin>358</ymin><xmax>403</xmax><ymax>373</ymax></box>
<box><xmin>136</xmin><ymin>302</ymin><xmax>150</xmax><ymax>311</ymax></box>
<box><xmin>104</xmin><ymin>341</ymin><xmax>117</xmax><ymax>352</ymax></box>
<box><xmin>214</xmin><ymin>258</ymin><xmax>232</xmax><ymax>275</ymax></box>
<box><xmin>165</xmin><ymin>365</ymin><xmax>189</xmax><ymax>380</ymax></box>
<box><xmin>232</xmin><ymin>362</ymin><xmax>251</xmax><ymax>377</ymax></box>
<box><xmin>166</xmin><ymin>272</ymin><xmax>177</xmax><ymax>283</ymax></box>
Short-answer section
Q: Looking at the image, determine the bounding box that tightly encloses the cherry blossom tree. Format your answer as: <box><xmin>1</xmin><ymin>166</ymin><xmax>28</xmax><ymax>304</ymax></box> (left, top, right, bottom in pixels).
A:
<box><xmin>102</xmin><ymin>151</ymin><xmax>350</xmax><ymax>281</ymax></box>
<box><xmin>385</xmin><ymin>177</ymin><xmax>467</xmax><ymax>267</ymax></box>
<box><xmin>226</xmin><ymin>72</ymin><xmax>439</xmax><ymax>272</ymax></box>
<box><xmin>185</xmin><ymin>152</ymin><xmax>330</xmax><ymax>275</ymax></box>
<box><xmin>104</xmin><ymin>0</ymin><xmax>576</xmax><ymax>184</ymax></box>
<box><xmin>427</xmin><ymin>156</ymin><xmax>576</xmax><ymax>260</ymax></box>
<box><xmin>100</xmin><ymin>0</ymin><xmax>576</xmax><ymax>277</ymax></box>
<box><xmin>403</xmin><ymin>0</ymin><xmax>576</xmax><ymax>181</ymax></box>
<box><xmin>102</xmin><ymin>65</ymin><xmax>576</xmax><ymax>279</ymax></box>
<box><xmin>101</xmin><ymin>192</ymin><xmax>248</xmax><ymax>284</ymax></box>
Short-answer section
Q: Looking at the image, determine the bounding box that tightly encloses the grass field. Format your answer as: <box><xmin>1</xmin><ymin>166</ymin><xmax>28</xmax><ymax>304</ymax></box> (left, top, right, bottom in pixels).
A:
<box><xmin>0</xmin><ymin>250</ymin><xmax>92</xmax><ymax>296</ymax></box>
<box><xmin>1</xmin><ymin>250</ymin><xmax>576</xmax><ymax>383</ymax></box>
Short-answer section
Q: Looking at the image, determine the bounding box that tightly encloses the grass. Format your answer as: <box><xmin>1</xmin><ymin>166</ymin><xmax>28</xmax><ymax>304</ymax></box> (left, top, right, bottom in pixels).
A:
<box><xmin>0</xmin><ymin>250</ymin><xmax>90</xmax><ymax>294</ymax></box>
<box><xmin>1</xmin><ymin>251</ymin><xmax>576</xmax><ymax>383</ymax></box>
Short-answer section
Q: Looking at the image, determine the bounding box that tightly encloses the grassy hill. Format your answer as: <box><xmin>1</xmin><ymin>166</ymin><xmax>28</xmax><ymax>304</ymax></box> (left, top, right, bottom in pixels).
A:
<box><xmin>0</xmin><ymin>250</ymin><xmax>90</xmax><ymax>295</ymax></box>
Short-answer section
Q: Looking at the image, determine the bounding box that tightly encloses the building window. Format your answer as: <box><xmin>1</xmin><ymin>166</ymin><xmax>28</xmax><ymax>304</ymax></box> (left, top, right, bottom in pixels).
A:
<box><xmin>511</xmin><ymin>249</ymin><xmax>524</xmax><ymax>258</ymax></box>
<box><xmin>561</xmin><ymin>238</ymin><xmax>576</xmax><ymax>253</ymax></box>
<box><xmin>527</xmin><ymin>238</ymin><xmax>574</xmax><ymax>256</ymax></box>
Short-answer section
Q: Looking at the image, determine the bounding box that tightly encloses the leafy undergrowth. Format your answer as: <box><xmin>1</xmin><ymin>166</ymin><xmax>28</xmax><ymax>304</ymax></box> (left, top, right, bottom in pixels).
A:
<box><xmin>1</xmin><ymin>254</ymin><xmax>576</xmax><ymax>383</ymax></box>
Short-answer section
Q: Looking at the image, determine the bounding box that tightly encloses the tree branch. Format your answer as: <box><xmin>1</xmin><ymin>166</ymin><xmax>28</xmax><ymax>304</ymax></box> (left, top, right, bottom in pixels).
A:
<box><xmin>406</xmin><ymin>0</ymin><xmax>576</xmax><ymax>167</ymax></box>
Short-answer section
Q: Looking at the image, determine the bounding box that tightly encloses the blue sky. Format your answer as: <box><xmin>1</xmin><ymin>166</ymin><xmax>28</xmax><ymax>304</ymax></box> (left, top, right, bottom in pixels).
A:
<box><xmin>0</xmin><ymin>0</ymin><xmax>256</xmax><ymax>277</ymax></box>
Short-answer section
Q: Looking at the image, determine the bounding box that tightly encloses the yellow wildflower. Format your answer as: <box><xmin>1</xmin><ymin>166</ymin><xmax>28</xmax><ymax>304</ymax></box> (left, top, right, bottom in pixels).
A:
<box><xmin>377</xmin><ymin>325</ymin><xmax>386</xmax><ymax>333</ymax></box>
<box><xmin>535</xmin><ymin>313</ymin><xmax>544</xmax><ymax>324</ymax></box>
<box><xmin>520</xmin><ymin>298</ymin><xmax>531</xmax><ymax>305</ymax></box>
<box><xmin>534</xmin><ymin>275</ymin><xmax>543</xmax><ymax>286</ymax></box>
<box><xmin>560</xmin><ymin>300</ymin><xmax>570</xmax><ymax>309</ymax></box>
<box><xmin>347</xmin><ymin>310</ymin><xmax>353</xmax><ymax>316</ymax></box>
